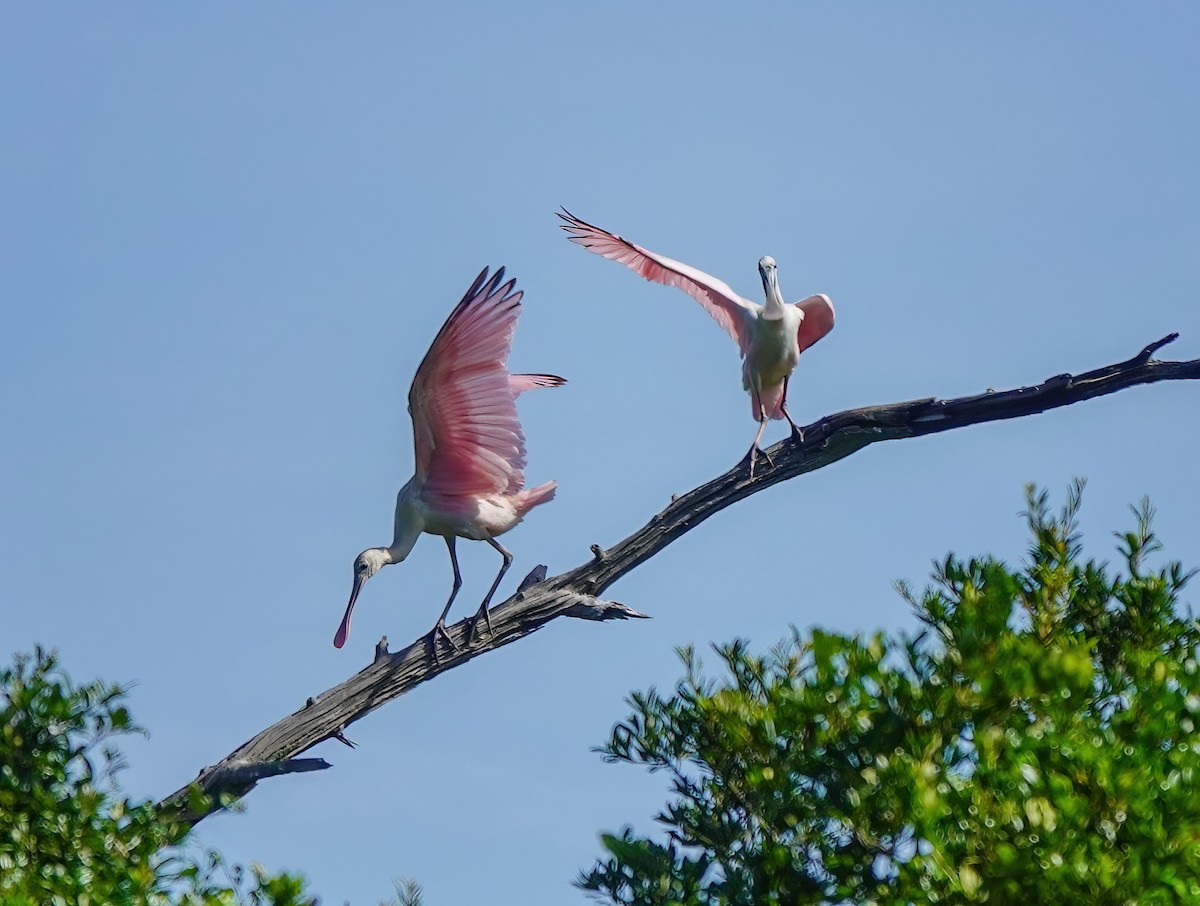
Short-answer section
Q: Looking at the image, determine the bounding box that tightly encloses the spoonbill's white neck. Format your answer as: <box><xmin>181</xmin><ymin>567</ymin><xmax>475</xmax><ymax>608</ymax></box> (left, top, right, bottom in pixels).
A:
<box><xmin>759</xmin><ymin>260</ymin><xmax>787</xmax><ymax>319</ymax></box>
<box><xmin>388</xmin><ymin>488</ymin><xmax>424</xmax><ymax>562</ymax></box>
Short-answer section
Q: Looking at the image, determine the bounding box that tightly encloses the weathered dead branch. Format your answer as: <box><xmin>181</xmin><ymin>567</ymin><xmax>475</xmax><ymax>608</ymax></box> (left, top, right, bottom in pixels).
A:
<box><xmin>160</xmin><ymin>333</ymin><xmax>1199</xmax><ymax>825</ymax></box>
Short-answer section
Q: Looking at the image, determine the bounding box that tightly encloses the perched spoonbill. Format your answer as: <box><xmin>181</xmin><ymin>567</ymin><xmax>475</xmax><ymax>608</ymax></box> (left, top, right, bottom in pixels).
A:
<box><xmin>334</xmin><ymin>266</ymin><xmax>565</xmax><ymax>653</ymax></box>
<box><xmin>559</xmin><ymin>209</ymin><xmax>834</xmax><ymax>477</ymax></box>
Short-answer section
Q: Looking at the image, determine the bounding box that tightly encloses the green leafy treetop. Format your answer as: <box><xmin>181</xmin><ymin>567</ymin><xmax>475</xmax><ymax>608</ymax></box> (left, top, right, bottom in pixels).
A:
<box><xmin>0</xmin><ymin>646</ymin><xmax>319</xmax><ymax>906</ymax></box>
<box><xmin>579</xmin><ymin>484</ymin><xmax>1200</xmax><ymax>905</ymax></box>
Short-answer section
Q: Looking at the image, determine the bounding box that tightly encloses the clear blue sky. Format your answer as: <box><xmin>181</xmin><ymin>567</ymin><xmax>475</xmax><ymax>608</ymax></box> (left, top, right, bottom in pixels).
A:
<box><xmin>3</xmin><ymin>4</ymin><xmax>1198</xmax><ymax>904</ymax></box>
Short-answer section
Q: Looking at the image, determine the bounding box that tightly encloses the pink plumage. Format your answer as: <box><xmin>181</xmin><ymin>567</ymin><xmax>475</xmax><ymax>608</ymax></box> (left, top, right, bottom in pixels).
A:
<box><xmin>334</xmin><ymin>267</ymin><xmax>565</xmax><ymax>651</ymax></box>
<box><xmin>558</xmin><ymin>209</ymin><xmax>755</xmax><ymax>354</ymax></box>
<box><xmin>410</xmin><ymin>269</ymin><xmax>536</xmax><ymax>503</ymax></box>
<box><xmin>510</xmin><ymin>373</ymin><xmax>567</xmax><ymax>395</ymax></box>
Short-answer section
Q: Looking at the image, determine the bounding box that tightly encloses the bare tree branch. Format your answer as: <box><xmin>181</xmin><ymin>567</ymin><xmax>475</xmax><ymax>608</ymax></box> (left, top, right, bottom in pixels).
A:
<box><xmin>159</xmin><ymin>334</ymin><xmax>1199</xmax><ymax>825</ymax></box>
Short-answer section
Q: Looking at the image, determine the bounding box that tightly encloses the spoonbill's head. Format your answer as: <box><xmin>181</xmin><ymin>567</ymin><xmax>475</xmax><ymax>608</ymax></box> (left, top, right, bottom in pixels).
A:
<box><xmin>758</xmin><ymin>256</ymin><xmax>779</xmax><ymax>288</ymax></box>
<box><xmin>333</xmin><ymin>548</ymin><xmax>391</xmax><ymax>648</ymax></box>
<box><xmin>758</xmin><ymin>256</ymin><xmax>786</xmax><ymax>314</ymax></box>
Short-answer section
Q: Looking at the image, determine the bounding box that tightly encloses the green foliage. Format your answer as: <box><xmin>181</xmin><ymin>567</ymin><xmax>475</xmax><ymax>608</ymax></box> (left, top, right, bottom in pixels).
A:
<box><xmin>580</xmin><ymin>484</ymin><xmax>1200</xmax><ymax>904</ymax></box>
<box><xmin>0</xmin><ymin>646</ymin><xmax>317</xmax><ymax>906</ymax></box>
<box><xmin>379</xmin><ymin>877</ymin><xmax>425</xmax><ymax>906</ymax></box>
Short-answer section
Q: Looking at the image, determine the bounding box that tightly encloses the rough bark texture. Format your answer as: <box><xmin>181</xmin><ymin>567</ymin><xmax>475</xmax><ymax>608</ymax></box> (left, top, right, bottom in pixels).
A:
<box><xmin>160</xmin><ymin>334</ymin><xmax>1199</xmax><ymax>825</ymax></box>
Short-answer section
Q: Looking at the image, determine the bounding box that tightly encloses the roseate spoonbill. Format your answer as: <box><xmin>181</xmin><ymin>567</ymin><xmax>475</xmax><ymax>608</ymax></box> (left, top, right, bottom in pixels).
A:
<box><xmin>333</xmin><ymin>266</ymin><xmax>565</xmax><ymax>653</ymax></box>
<box><xmin>559</xmin><ymin>209</ymin><xmax>834</xmax><ymax>477</ymax></box>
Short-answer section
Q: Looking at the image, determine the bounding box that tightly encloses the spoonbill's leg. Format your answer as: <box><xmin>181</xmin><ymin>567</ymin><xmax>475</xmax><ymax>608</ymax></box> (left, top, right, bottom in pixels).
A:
<box><xmin>734</xmin><ymin>412</ymin><xmax>772</xmax><ymax>482</ymax></box>
<box><xmin>428</xmin><ymin>535</ymin><xmax>463</xmax><ymax>660</ymax></box>
<box><xmin>468</xmin><ymin>538</ymin><xmax>513</xmax><ymax>644</ymax></box>
<box><xmin>779</xmin><ymin>376</ymin><xmax>804</xmax><ymax>442</ymax></box>
<box><xmin>739</xmin><ymin>386</ymin><xmax>777</xmax><ymax>477</ymax></box>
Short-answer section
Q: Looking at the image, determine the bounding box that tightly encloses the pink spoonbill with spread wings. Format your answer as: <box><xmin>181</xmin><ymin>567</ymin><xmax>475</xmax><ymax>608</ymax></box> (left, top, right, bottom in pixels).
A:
<box><xmin>559</xmin><ymin>209</ymin><xmax>834</xmax><ymax>477</ymax></box>
<box><xmin>333</xmin><ymin>266</ymin><xmax>565</xmax><ymax>653</ymax></box>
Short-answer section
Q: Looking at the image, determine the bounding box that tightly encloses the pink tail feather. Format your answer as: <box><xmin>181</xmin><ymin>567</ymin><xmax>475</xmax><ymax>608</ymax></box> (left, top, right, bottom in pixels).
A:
<box><xmin>516</xmin><ymin>480</ymin><xmax>557</xmax><ymax>515</ymax></box>
<box><xmin>510</xmin><ymin>373</ymin><xmax>567</xmax><ymax>395</ymax></box>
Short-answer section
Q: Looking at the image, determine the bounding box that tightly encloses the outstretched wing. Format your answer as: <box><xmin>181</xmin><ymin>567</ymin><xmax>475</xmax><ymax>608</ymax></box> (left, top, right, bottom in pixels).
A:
<box><xmin>408</xmin><ymin>267</ymin><xmax>533</xmax><ymax>503</ymax></box>
<box><xmin>795</xmin><ymin>294</ymin><xmax>835</xmax><ymax>352</ymax></box>
<box><xmin>558</xmin><ymin>208</ymin><xmax>756</xmax><ymax>354</ymax></box>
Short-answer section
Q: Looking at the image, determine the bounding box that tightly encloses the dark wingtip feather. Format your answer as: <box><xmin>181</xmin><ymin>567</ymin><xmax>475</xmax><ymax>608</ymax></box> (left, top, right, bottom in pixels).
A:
<box><xmin>497</xmin><ymin>274</ymin><xmax>520</xmax><ymax>302</ymax></box>
<box><xmin>466</xmin><ymin>266</ymin><xmax>490</xmax><ymax>298</ymax></box>
<box><xmin>558</xmin><ymin>207</ymin><xmax>592</xmax><ymax>230</ymax></box>
<box><xmin>486</xmin><ymin>266</ymin><xmax>507</xmax><ymax>296</ymax></box>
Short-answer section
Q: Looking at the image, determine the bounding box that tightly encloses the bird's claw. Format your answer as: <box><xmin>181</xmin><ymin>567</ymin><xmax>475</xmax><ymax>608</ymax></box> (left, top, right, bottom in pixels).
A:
<box><xmin>789</xmin><ymin>424</ymin><xmax>805</xmax><ymax>443</ymax></box>
<box><xmin>427</xmin><ymin>620</ymin><xmax>460</xmax><ymax>663</ymax></box>
<box><xmin>466</xmin><ymin>603</ymin><xmax>496</xmax><ymax>645</ymax></box>
<box><xmin>744</xmin><ymin>445</ymin><xmax>774</xmax><ymax>480</ymax></box>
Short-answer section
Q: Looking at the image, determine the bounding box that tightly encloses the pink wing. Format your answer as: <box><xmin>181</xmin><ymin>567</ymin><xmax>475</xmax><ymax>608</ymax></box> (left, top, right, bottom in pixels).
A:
<box><xmin>409</xmin><ymin>267</ymin><xmax>535</xmax><ymax>504</ymax></box>
<box><xmin>795</xmin><ymin>294</ymin><xmax>835</xmax><ymax>351</ymax></box>
<box><xmin>559</xmin><ymin>209</ymin><xmax>756</xmax><ymax>353</ymax></box>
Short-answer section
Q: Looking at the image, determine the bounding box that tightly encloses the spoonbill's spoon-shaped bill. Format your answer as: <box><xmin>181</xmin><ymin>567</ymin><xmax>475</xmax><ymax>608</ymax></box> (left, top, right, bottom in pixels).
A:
<box><xmin>558</xmin><ymin>209</ymin><xmax>834</xmax><ymax>477</ymax></box>
<box><xmin>334</xmin><ymin>266</ymin><xmax>565</xmax><ymax>652</ymax></box>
